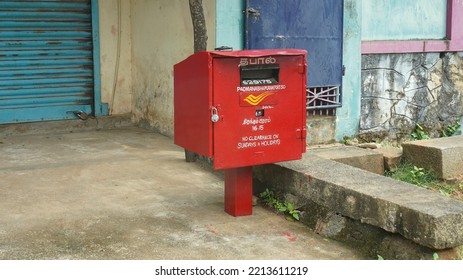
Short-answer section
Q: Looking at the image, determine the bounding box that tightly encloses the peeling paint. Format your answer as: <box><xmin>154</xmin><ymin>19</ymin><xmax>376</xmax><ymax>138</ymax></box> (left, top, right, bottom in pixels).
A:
<box><xmin>360</xmin><ymin>53</ymin><xmax>463</xmax><ymax>141</ymax></box>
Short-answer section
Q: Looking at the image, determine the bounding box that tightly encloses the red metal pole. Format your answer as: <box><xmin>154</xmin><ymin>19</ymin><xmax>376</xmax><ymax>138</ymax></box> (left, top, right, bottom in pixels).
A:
<box><xmin>224</xmin><ymin>166</ymin><xmax>253</xmax><ymax>216</ymax></box>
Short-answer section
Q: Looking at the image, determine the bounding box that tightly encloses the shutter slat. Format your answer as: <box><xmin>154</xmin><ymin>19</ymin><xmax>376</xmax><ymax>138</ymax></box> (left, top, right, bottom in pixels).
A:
<box><xmin>0</xmin><ymin>68</ymin><xmax>92</xmax><ymax>79</ymax></box>
<box><xmin>0</xmin><ymin>96</ymin><xmax>93</xmax><ymax>109</ymax></box>
<box><xmin>0</xmin><ymin>30</ymin><xmax>92</xmax><ymax>40</ymax></box>
<box><xmin>1</xmin><ymin>20</ymin><xmax>90</xmax><ymax>29</ymax></box>
<box><xmin>0</xmin><ymin>1</ymin><xmax>90</xmax><ymax>10</ymax></box>
<box><xmin>0</xmin><ymin>59</ymin><xmax>93</xmax><ymax>68</ymax></box>
<box><xmin>1</xmin><ymin>49</ymin><xmax>92</xmax><ymax>60</ymax></box>
<box><xmin>0</xmin><ymin>85</ymin><xmax>92</xmax><ymax>98</ymax></box>
<box><xmin>0</xmin><ymin>40</ymin><xmax>92</xmax><ymax>49</ymax></box>
<box><xmin>0</xmin><ymin>76</ymin><xmax>92</xmax><ymax>87</ymax></box>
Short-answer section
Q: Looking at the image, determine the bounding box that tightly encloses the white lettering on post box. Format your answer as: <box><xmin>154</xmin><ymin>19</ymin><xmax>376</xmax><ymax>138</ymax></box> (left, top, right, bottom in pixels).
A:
<box><xmin>236</xmin><ymin>84</ymin><xmax>286</xmax><ymax>92</ymax></box>
<box><xmin>241</xmin><ymin>79</ymin><xmax>275</xmax><ymax>86</ymax></box>
<box><xmin>239</xmin><ymin>57</ymin><xmax>277</xmax><ymax>67</ymax></box>
<box><xmin>242</xmin><ymin>117</ymin><xmax>271</xmax><ymax>126</ymax></box>
<box><xmin>237</xmin><ymin>134</ymin><xmax>281</xmax><ymax>150</ymax></box>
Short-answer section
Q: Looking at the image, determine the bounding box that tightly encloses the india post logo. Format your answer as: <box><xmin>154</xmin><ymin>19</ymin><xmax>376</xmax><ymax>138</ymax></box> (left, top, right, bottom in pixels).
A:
<box><xmin>240</xmin><ymin>91</ymin><xmax>278</xmax><ymax>106</ymax></box>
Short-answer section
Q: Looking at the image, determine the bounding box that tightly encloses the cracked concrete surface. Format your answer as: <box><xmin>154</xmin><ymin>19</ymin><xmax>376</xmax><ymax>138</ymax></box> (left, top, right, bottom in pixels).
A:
<box><xmin>0</xmin><ymin>127</ymin><xmax>363</xmax><ymax>260</ymax></box>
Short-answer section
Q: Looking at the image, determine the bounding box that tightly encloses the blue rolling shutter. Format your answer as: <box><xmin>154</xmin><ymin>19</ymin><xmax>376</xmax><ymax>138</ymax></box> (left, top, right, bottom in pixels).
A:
<box><xmin>0</xmin><ymin>0</ymin><xmax>96</xmax><ymax>123</ymax></box>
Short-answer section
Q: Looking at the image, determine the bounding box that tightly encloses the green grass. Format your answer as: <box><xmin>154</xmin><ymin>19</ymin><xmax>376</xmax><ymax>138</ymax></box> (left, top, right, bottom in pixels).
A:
<box><xmin>386</xmin><ymin>162</ymin><xmax>437</xmax><ymax>187</ymax></box>
<box><xmin>259</xmin><ymin>188</ymin><xmax>300</xmax><ymax>221</ymax></box>
<box><xmin>386</xmin><ymin>162</ymin><xmax>463</xmax><ymax>201</ymax></box>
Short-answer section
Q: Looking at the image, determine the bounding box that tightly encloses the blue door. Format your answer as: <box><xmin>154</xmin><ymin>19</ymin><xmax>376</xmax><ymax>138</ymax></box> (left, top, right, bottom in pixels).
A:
<box><xmin>246</xmin><ymin>0</ymin><xmax>344</xmax><ymax>111</ymax></box>
<box><xmin>0</xmin><ymin>0</ymin><xmax>104</xmax><ymax>124</ymax></box>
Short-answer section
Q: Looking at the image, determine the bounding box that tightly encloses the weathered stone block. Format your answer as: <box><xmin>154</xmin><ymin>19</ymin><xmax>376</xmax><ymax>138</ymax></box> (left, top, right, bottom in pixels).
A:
<box><xmin>377</xmin><ymin>146</ymin><xmax>402</xmax><ymax>172</ymax></box>
<box><xmin>402</xmin><ymin>135</ymin><xmax>463</xmax><ymax>179</ymax></box>
<box><xmin>308</xmin><ymin>146</ymin><xmax>384</xmax><ymax>175</ymax></box>
<box><xmin>306</xmin><ymin>116</ymin><xmax>337</xmax><ymax>145</ymax></box>
<box><xmin>254</xmin><ymin>154</ymin><xmax>463</xmax><ymax>250</ymax></box>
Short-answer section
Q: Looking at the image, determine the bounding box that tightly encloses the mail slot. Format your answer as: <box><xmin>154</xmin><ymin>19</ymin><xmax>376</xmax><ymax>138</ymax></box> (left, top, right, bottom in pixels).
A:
<box><xmin>174</xmin><ymin>49</ymin><xmax>307</xmax><ymax>216</ymax></box>
<box><xmin>240</xmin><ymin>64</ymin><xmax>280</xmax><ymax>86</ymax></box>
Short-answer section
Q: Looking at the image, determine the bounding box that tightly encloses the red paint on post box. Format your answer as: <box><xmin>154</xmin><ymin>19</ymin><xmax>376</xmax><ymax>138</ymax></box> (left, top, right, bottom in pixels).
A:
<box><xmin>174</xmin><ymin>49</ymin><xmax>307</xmax><ymax>170</ymax></box>
<box><xmin>224</xmin><ymin>166</ymin><xmax>253</xmax><ymax>216</ymax></box>
<box><xmin>174</xmin><ymin>50</ymin><xmax>307</xmax><ymax>217</ymax></box>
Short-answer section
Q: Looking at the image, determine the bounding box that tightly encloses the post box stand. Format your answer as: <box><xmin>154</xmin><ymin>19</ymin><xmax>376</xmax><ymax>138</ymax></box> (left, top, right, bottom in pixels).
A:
<box><xmin>224</xmin><ymin>166</ymin><xmax>253</xmax><ymax>216</ymax></box>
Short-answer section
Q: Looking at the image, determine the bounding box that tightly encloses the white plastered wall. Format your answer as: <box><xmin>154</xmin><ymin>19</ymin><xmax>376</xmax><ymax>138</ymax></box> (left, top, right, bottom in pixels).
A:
<box><xmin>98</xmin><ymin>0</ymin><xmax>133</xmax><ymax>115</ymax></box>
<box><xmin>130</xmin><ymin>0</ymin><xmax>216</xmax><ymax>136</ymax></box>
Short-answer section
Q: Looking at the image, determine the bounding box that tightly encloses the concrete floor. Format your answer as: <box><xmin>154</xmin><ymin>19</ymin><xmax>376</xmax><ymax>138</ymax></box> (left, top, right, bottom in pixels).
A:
<box><xmin>0</xmin><ymin>127</ymin><xmax>363</xmax><ymax>260</ymax></box>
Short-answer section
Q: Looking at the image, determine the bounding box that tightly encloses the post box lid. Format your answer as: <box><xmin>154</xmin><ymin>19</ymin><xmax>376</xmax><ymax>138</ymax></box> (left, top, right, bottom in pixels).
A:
<box><xmin>208</xmin><ymin>49</ymin><xmax>307</xmax><ymax>58</ymax></box>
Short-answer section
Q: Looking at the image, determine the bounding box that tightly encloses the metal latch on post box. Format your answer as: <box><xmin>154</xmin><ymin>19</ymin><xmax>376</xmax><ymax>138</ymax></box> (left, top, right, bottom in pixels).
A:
<box><xmin>211</xmin><ymin>107</ymin><xmax>219</xmax><ymax>123</ymax></box>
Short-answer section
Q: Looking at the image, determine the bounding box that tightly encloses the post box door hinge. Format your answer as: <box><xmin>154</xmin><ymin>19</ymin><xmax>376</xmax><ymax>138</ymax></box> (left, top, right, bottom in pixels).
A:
<box><xmin>298</xmin><ymin>63</ymin><xmax>307</xmax><ymax>75</ymax></box>
<box><xmin>296</xmin><ymin>128</ymin><xmax>307</xmax><ymax>139</ymax></box>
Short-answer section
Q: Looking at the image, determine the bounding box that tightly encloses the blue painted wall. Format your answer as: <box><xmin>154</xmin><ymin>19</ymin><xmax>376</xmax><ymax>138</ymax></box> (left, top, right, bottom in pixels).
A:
<box><xmin>216</xmin><ymin>0</ymin><xmax>362</xmax><ymax>141</ymax></box>
<box><xmin>216</xmin><ymin>0</ymin><xmax>244</xmax><ymax>50</ymax></box>
<box><xmin>362</xmin><ymin>0</ymin><xmax>447</xmax><ymax>40</ymax></box>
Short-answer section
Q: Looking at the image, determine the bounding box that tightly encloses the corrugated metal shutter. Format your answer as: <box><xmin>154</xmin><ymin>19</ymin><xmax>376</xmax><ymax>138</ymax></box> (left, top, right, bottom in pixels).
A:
<box><xmin>0</xmin><ymin>0</ymin><xmax>95</xmax><ymax>123</ymax></box>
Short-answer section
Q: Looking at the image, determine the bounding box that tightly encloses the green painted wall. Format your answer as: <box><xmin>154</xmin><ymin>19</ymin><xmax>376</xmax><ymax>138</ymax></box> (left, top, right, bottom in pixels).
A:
<box><xmin>335</xmin><ymin>0</ymin><xmax>362</xmax><ymax>139</ymax></box>
<box><xmin>362</xmin><ymin>0</ymin><xmax>447</xmax><ymax>40</ymax></box>
<box><xmin>216</xmin><ymin>0</ymin><xmax>244</xmax><ymax>50</ymax></box>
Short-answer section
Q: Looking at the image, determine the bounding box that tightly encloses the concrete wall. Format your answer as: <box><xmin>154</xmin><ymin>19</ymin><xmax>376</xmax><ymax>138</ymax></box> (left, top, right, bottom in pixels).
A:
<box><xmin>360</xmin><ymin>52</ymin><xmax>463</xmax><ymax>141</ymax></box>
<box><xmin>98</xmin><ymin>0</ymin><xmax>133</xmax><ymax>115</ymax></box>
<box><xmin>359</xmin><ymin>0</ymin><xmax>463</xmax><ymax>141</ymax></box>
<box><xmin>130</xmin><ymin>0</ymin><xmax>216</xmax><ymax>136</ymax></box>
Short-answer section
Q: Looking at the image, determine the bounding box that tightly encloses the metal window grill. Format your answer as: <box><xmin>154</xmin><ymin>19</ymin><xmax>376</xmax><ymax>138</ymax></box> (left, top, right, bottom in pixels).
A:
<box><xmin>306</xmin><ymin>86</ymin><xmax>341</xmax><ymax>116</ymax></box>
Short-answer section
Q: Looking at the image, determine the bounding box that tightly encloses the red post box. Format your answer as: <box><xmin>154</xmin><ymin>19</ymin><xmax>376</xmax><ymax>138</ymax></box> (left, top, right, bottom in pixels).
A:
<box><xmin>174</xmin><ymin>49</ymin><xmax>307</xmax><ymax>216</ymax></box>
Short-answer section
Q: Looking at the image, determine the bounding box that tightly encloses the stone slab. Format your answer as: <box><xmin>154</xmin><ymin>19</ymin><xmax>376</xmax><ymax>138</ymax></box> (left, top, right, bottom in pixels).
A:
<box><xmin>0</xmin><ymin>114</ymin><xmax>133</xmax><ymax>136</ymax></box>
<box><xmin>402</xmin><ymin>136</ymin><xmax>463</xmax><ymax>179</ymax></box>
<box><xmin>377</xmin><ymin>147</ymin><xmax>403</xmax><ymax>172</ymax></box>
<box><xmin>308</xmin><ymin>146</ymin><xmax>384</xmax><ymax>175</ymax></box>
<box><xmin>254</xmin><ymin>154</ymin><xmax>463</xmax><ymax>249</ymax></box>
